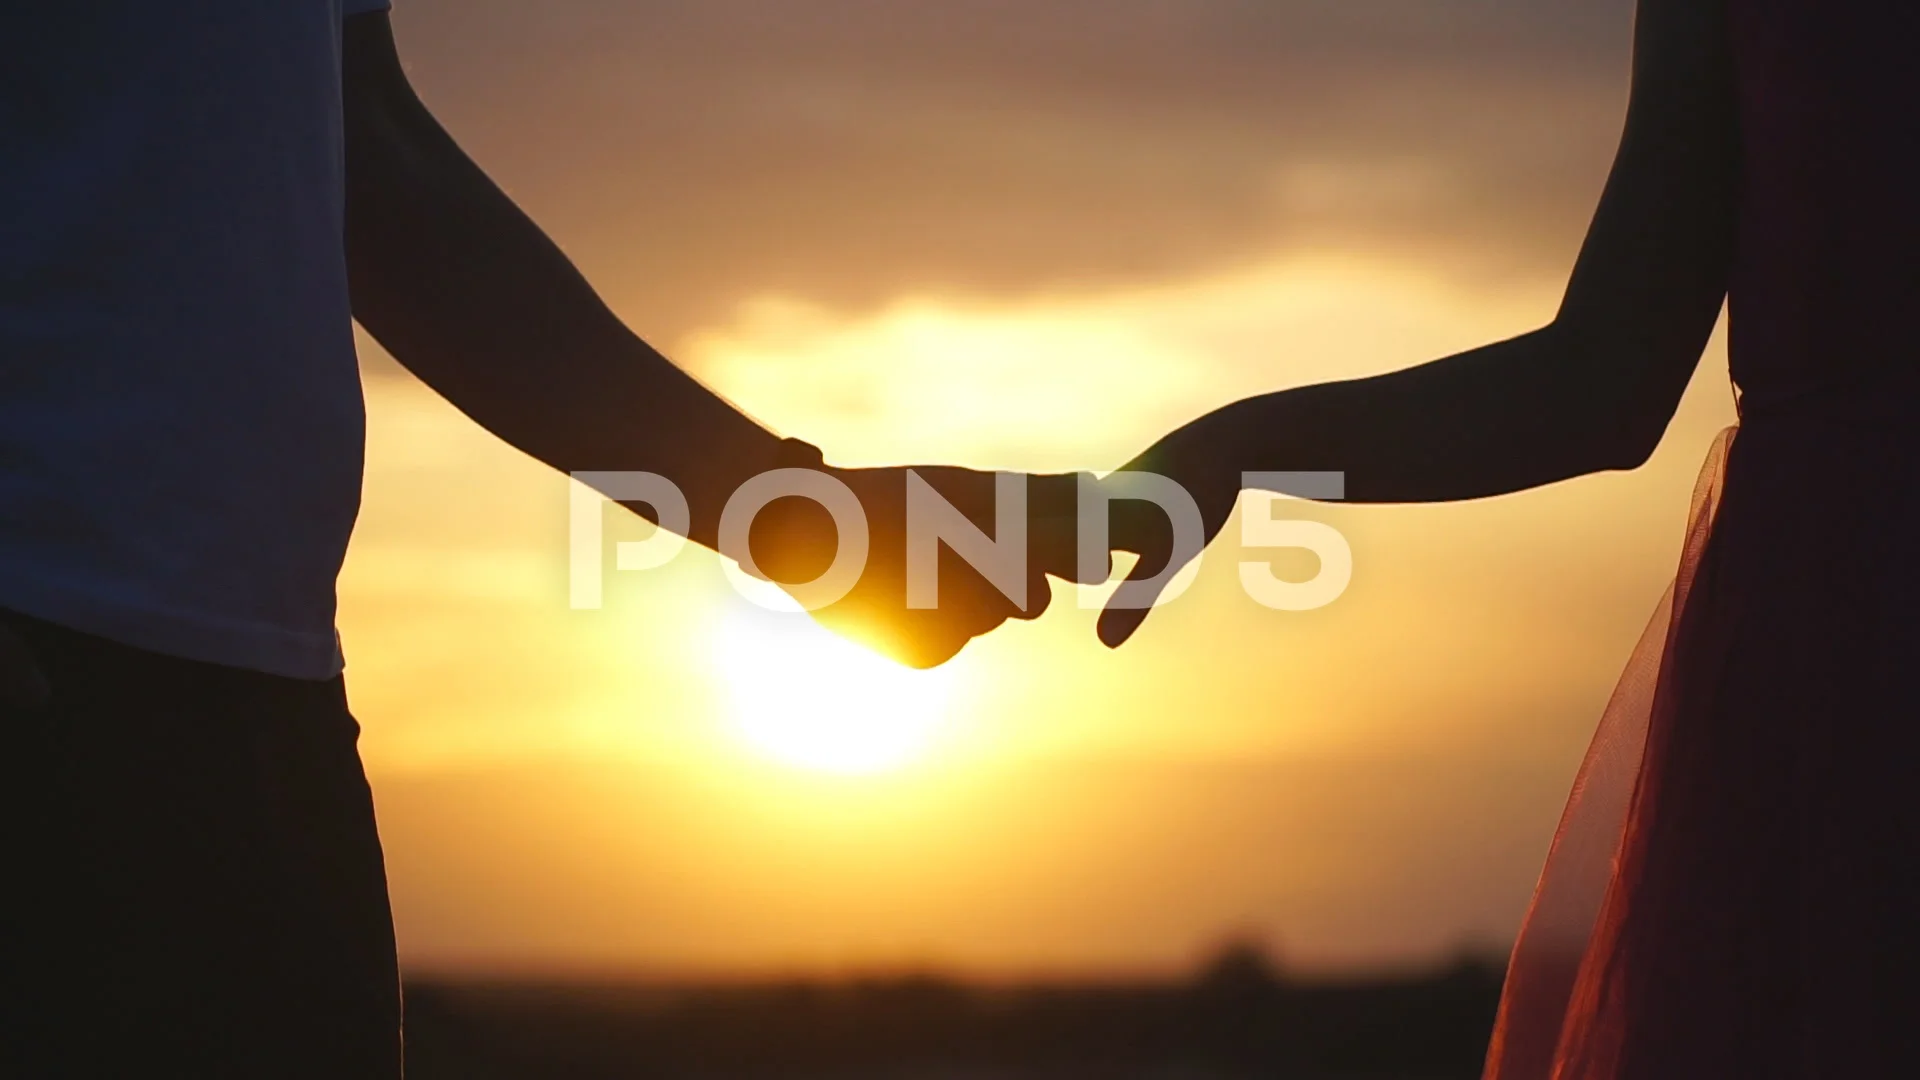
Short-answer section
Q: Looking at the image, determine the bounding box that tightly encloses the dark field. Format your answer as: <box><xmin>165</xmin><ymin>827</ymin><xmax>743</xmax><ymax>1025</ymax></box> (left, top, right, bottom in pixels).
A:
<box><xmin>403</xmin><ymin>948</ymin><xmax>1505</xmax><ymax>1080</ymax></box>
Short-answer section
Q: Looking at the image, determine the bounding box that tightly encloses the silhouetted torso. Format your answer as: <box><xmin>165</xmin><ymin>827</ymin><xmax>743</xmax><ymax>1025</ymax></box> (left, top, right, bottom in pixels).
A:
<box><xmin>1493</xmin><ymin>3</ymin><xmax>1920</xmax><ymax>1077</ymax></box>
<box><xmin>1728</xmin><ymin>0</ymin><xmax>1920</xmax><ymax>403</ymax></box>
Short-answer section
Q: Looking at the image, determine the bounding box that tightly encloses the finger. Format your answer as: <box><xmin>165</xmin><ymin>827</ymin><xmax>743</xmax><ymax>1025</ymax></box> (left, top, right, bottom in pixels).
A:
<box><xmin>1029</xmin><ymin>513</ymin><xmax>1107</xmax><ymax>586</ymax></box>
<box><xmin>899</xmin><ymin>633</ymin><xmax>967</xmax><ymax>670</ymax></box>
<box><xmin>1096</xmin><ymin>543</ymin><xmax>1178</xmax><ymax>650</ymax></box>
<box><xmin>1011</xmin><ymin>569</ymin><xmax>1054</xmax><ymax>622</ymax></box>
<box><xmin>934</xmin><ymin>543</ymin><xmax>1024</xmax><ymax>633</ymax></box>
<box><xmin>1096</xmin><ymin>571</ymin><xmax>1163</xmax><ymax>649</ymax></box>
<box><xmin>1027</xmin><ymin>473</ymin><xmax>1111</xmax><ymax>585</ymax></box>
<box><xmin>905</xmin><ymin>598</ymin><xmax>997</xmax><ymax>668</ymax></box>
<box><xmin>830</xmin><ymin>608</ymin><xmax>967</xmax><ymax>671</ymax></box>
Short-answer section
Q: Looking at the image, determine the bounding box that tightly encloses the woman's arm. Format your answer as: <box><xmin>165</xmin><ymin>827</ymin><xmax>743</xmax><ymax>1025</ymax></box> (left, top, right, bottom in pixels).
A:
<box><xmin>1101</xmin><ymin>0</ymin><xmax>1741</xmax><ymax>645</ymax></box>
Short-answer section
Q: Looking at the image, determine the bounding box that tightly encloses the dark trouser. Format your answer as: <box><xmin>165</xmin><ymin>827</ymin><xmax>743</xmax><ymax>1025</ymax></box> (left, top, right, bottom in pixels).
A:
<box><xmin>0</xmin><ymin>611</ymin><xmax>403</xmax><ymax>1079</ymax></box>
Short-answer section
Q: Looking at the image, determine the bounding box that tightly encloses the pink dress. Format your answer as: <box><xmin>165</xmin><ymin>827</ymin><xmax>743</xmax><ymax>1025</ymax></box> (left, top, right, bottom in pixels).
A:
<box><xmin>1483</xmin><ymin>2</ymin><xmax>1920</xmax><ymax>1077</ymax></box>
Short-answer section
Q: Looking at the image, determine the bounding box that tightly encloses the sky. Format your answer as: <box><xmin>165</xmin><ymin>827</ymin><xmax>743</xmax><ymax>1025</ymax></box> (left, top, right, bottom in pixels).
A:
<box><xmin>346</xmin><ymin>0</ymin><xmax>1740</xmax><ymax>980</ymax></box>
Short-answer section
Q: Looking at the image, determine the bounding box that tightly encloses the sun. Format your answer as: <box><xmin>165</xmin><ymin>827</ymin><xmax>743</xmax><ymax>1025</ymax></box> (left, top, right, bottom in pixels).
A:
<box><xmin>709</xmin><ymin>603</ymin><xmax>959</xmax><ymax>775</ymax></box>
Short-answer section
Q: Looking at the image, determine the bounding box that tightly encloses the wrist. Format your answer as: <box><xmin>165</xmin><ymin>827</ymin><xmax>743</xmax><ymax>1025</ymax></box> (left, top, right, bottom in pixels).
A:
<box><xmin>681</xmin><ymin>434</ymin><xmax>828</xmax><ymax>552</ymax></box>
<box><xmin>701</xmin><ymin>435</ymin><xmax>840</xmax><ymax>571</ymax></box>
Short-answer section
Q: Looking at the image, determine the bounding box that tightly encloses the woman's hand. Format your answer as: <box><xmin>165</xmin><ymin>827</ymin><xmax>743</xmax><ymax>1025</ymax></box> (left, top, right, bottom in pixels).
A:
<box><xmin>1097</xmin><ymin>411</ymin><xmax>1246</xmax><ymax>649</ymax></box>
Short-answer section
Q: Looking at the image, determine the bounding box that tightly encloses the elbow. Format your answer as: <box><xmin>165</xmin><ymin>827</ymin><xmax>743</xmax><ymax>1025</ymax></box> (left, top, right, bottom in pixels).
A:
<box><xmin>1591</xmin><ymin>385</ymin><xmax>1674</xmax><ymax>472</ymax></box>
<box><xmin>1547</xmin><ymin>323</ymin><xmax>1686</xmax><ymax>475</ymax></box>
<box><xmin>1576</xmin><ymin>380</ymin><xmax>1677</xmax><ymax>476</ymax></box>
<box><xmin>1601</xmin><ymin>422</ymin><xmax>1666</xmax><ymax>473</ymax></box>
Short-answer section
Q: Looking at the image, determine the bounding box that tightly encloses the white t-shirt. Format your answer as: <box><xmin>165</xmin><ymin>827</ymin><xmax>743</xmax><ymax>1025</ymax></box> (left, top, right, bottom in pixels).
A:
<box><xmin>0</xmin><ymin>0</ymin><xmax>394</xmax><ymax>678</ymax></box>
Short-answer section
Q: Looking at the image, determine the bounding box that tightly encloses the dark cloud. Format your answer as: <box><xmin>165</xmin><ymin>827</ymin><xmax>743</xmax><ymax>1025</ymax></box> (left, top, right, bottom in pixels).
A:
<box><xmin>386</xmin><ymin>0</ymin><xmax>1634</xmax><ymax>344</ymax></box>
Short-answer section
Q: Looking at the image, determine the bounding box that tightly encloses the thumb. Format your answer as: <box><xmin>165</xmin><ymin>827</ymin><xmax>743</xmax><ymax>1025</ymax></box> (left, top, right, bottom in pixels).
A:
<box><xmin>1093</xmin><ymin>472</ymin><xmax>1210</xmax><ymax>649</ymax></box>
<box><xmin>1027</xmin><ymin>472</ymin><xmax>1109</xmax><ymax>586</ymax></box>
<box><xmin>1096</xmin><ymin>544</ymin><xmax>1179</xmax><ymax>649</ymax></box>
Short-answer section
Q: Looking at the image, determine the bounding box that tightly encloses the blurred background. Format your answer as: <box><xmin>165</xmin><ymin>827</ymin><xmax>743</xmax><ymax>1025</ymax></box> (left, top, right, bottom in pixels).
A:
<box><xmin>349</xmin><ymin>1</ymin><xmax>1737</xmax><ymax>1075</ymax></box>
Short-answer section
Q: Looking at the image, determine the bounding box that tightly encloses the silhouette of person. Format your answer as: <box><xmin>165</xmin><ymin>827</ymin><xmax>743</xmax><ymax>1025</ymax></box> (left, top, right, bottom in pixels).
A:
<box><xmin>0</xmin><ymin>5</ymin><xmax>1087</xmax><ymax>1076</ymax></box>
<box><xmin>1098</xmin><ymin>1</ymin><xmax>1920</xmax><ymax>1076</ymax></box>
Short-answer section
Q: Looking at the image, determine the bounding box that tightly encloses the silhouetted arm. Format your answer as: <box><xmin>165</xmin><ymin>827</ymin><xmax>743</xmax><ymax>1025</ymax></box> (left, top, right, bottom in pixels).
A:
<box><xmin>1172</xmin><ymin>0</ymin><xmax>1735</xmax><ymax>499</ymax></box>
<box><xmin>341</xmin><ymin>13</ymin><xmax>786</xmax><ymax>550</ymax></box>
<box><xmin>1101</xmin><ymin>0</ymin><xmax>1740</xmax><ymax>645</ymax></box>
<box><xmin>339</xmin><ymin>13</ymin><xmax>1098</xmax><ymax>668</ymax></box>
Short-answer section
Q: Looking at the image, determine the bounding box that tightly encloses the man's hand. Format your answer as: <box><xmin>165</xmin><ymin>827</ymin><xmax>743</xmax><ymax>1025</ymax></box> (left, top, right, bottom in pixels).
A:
<box><xmin>744</xmin><ymin>466</ymin><xmax>1094</xmax><ymax>669</ymax></box>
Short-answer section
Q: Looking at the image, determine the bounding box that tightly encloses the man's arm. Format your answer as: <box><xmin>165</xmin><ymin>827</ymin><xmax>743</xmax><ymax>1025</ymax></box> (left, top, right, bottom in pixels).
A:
<box><xmin>341</xmin><ymin>12</ymin><xmax>783</xmax><ymax>550</ymax></box>
<box><xmin>340</xmin><ymin>13</ymin><xmax>1098</xmax><ymax>668</ymax></box>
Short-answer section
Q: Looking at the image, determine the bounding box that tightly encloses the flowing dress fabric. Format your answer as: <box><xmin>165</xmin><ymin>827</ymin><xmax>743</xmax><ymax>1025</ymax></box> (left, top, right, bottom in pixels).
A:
<box><xmin>1483</xmin><ymin>2</ymin><xmax>1920</xmax><ymax>1077</ymax></box>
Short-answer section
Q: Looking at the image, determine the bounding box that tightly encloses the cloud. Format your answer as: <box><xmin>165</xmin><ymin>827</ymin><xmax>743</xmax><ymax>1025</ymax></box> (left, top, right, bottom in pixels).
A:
<box><xmin>382</xmin><ymin>0</ymin><xmax>1635</xmax><ymax>346</ymax></box>
<box><xmin>680</xmin><ymin>254</ymin><xmax>1568</xmax><ymax>471</ymax></box>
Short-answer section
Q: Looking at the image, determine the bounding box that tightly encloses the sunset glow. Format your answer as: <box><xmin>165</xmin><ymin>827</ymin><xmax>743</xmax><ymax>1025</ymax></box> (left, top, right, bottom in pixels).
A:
<box><xmin>710</xmin><ymin>604</ymin><xmax>958</xmax><ymax>775</ymax></box>
<box><xmin>336</xmin><ymin>0</ymin><xmax>1747</xmax><ymax>981</ymax></box>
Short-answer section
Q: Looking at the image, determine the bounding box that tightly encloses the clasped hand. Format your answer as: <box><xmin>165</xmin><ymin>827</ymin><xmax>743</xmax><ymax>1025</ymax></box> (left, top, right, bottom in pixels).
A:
<box><xmin>741</xmin><ymin>418</ymin><xmax>1243</xmax><ymax>668</ymax></box>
